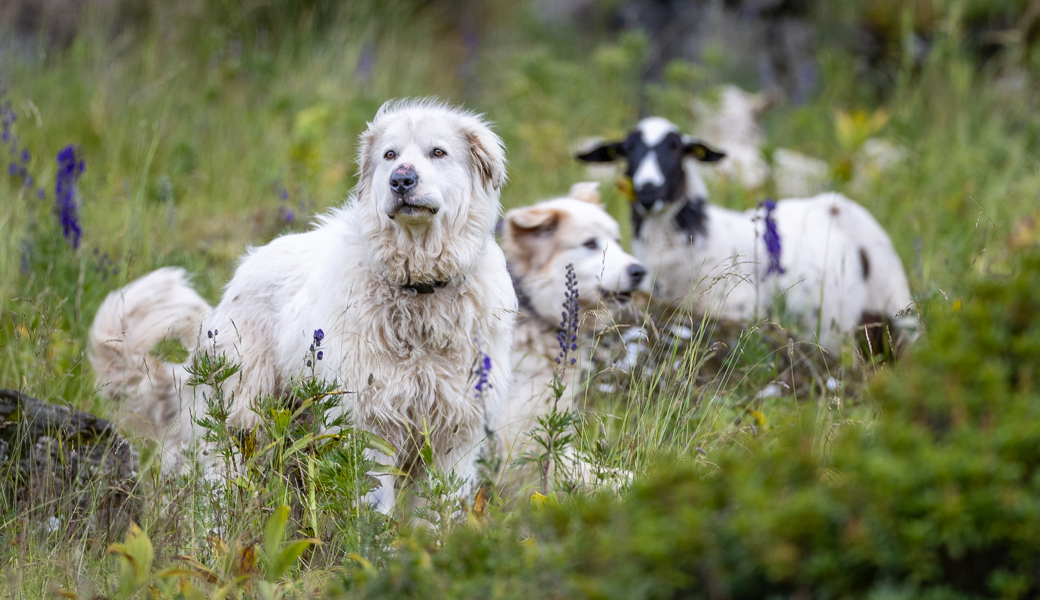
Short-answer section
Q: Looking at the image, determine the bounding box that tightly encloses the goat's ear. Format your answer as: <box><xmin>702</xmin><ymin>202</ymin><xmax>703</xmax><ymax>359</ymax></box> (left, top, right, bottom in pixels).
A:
<box><xmin>503</xmin><ymin>207</ymin><xmax>561</xmax><ymax>271</ymax></box>
<box><xmin>576</xmin><ymin>141</ymin><xmax>625</xmax><ymax>163</ymax></box>
<box><xmin>466</xmin><ymin>127</ymin><xmax>507</xmax><ymax>192</ymax></box>
<box><xmin>567</xmin><ymin>181</ymin><xmax>601</xmax><ymax>205</ymax></box>
<box><xmin>684</xmin><ymin>140</ymin><xmax>726</xmax><ymax>163</ymax></box>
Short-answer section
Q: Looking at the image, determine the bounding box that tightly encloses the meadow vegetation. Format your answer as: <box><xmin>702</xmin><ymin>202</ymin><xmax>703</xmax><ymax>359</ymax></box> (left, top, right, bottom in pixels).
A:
<box><xmin>2</xmin><ymin>1</ymin><xmax>1040</xmax><ymax>597</ymax></box>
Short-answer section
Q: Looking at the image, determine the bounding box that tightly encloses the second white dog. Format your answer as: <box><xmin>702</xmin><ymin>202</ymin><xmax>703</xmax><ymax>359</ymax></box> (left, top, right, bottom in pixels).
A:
<box><xmin>495</xmin><ymin>182</ymin><xmax>645</xmax><ymax>490</ymax></box>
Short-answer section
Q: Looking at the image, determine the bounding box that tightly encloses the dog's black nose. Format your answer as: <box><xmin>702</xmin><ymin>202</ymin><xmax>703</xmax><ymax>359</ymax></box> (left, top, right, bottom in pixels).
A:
<box><xmin>627</xmin><ymin>263</ymin><xmax>647</xmax><ymax>287</ymax></box>
<box><xmin>390</xmin><ymin>165</ymin><xmax>418</xmax><ymax>195</ymax></box>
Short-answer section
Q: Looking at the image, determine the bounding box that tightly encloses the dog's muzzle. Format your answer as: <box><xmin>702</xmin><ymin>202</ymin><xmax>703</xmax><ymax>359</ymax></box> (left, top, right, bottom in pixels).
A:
<box><xmin>387</xmin><ymin>164</ymin><xmax>439</xmax><ymax>219</ymax></box>
<box><xmin>388</xmin><ymin>195</ymin><xmax>440</xmax><ymax>219</ymax></box>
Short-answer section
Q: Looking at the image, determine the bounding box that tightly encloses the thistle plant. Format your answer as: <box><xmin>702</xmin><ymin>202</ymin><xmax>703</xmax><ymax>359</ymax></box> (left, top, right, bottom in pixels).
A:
<box><xmin>186</xmin><ymin>329</ymin><xmax>244</xmax><ymax>477</ymax></box>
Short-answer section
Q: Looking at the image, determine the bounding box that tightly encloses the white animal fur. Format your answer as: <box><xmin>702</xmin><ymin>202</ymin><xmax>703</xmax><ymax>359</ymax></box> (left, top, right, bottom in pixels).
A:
<box><xmin>89</xmin><ymin>99</ymin><xmax>516</xmax><ymax>512</ymax></box>
<box><xmin>626</xmin><ymin>118</ymin><xmax>915</xmax><ymax>354</ymax></box>
<box><xmin>496</xmin><ymin>182</ymin><xmax>643</xmax><ymax>490</ymax></box>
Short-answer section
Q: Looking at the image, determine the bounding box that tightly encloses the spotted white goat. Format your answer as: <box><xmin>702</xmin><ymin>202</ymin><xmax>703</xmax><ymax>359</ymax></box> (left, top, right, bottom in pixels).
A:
<box><xmin>577</xmin><ymin>117</ymin><xmax>916</xmax><ymax>355</ymax></box>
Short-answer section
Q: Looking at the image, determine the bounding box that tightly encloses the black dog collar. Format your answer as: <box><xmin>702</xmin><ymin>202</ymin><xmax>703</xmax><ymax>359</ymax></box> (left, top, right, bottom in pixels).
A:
<box><xmin>401</xmin><ymin>280</ymin><xmax>449</xmax><ymax>294</ymax></box>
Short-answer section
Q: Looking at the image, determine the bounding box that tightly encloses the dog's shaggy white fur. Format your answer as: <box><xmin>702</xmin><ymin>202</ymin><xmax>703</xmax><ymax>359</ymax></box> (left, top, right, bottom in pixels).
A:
<box><xmin>578</xmin><ymin>117</ymin><xmax>916</xmax><ymax>354</ymax></box>
<box><xmin>90</xmin><ymin>99</ymin><xmax>516</xmax><ymax>511</ymax></box>
<box><xmin>495</xmin><ymin>182</ymin><xmax>644</xmax><ymax>489</ymax></box>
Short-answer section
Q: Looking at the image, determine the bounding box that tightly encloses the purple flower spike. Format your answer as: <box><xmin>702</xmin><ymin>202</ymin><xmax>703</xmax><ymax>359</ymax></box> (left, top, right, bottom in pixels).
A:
<box><xmin>55</xmin><ymin>145</ymin><xmax>84</xmax><ymax>249</ymax></box>
<box><xmin>759</xmin><ymin>199</ymin><xmax>785</xmax><ymax>276</ymax></box>
<box><xmin>474</xmin><ymin>352</ymin><xmax>492</xmax><ymax>397</ymax></box>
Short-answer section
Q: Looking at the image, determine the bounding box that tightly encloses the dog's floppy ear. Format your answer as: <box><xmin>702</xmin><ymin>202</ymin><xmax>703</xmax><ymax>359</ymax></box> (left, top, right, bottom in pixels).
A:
<box><xmin>466</xmin><ymin>126</ymin><xmax>507</xmax><ymax>192</ymax></box>
<box><xmin>503</xmin><ymin>207</ymin><xmax>561</xmax><ymax>272</ymax></box>
<box><xmin>576</xmin><ymin>141</ymin><xmax>625</xmax><ymax>163</ymax></box>
<box><xmin>355</xmin><ymin>121</ymin><xmax>378</xmax><ymax>198</ymax></box>
<box><xmin>683</xmin><ymin>139</ymin><xmax>726</xmax><ymax>163</ymax></box>
<box><xmin>568</xmin><ymin>181</ymin><xmax>601</xmax><ymax>206</ymax></box>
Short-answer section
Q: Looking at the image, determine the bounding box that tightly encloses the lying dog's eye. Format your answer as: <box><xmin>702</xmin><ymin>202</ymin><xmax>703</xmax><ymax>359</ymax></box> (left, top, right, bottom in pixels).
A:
<box><xmin>384</xmin><ymin>150</ymin><xmax>396</xmax><ymax>160</ymax></box>
<box><xmin>430</xmin><ymin>148</ymin><xmax>447</xmax><ymax>158</ymax></box>
<box><xmin>583</xmin><ymin>238</ymin><xmax>598</xmax><ymax>250</ymax></box>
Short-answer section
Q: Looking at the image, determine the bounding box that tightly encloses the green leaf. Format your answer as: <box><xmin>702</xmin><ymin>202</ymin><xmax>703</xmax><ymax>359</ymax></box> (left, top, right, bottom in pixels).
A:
<box><xmin>268</xmin><ymin>538</ymin><xmax>320</xmax><ymax>582</ymax></box>
<box><xmin>264</xmin><ymin>506</ymin><xmax>290</xmax><ymax>565</ymax></box>
<box><xmin>107</xmin><ymin>522</ymin><xmax>154</xmax><ymax>597</ymax></box>
<box><xmin>362</xmin><ymin>431</ymin><xmax>396</xmax><ymax>457</ymax></box>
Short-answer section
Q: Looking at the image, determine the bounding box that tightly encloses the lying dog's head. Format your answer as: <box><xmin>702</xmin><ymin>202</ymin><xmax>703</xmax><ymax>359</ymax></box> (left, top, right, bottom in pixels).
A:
<box><xmin>576</xmin><ymin>117</ymin><xmax>724</xmax><ymax>214</ymax></box>
<box><xmin>355</xmin><ymin>99</ymin><xmax>506</xmax><ymax>287</ymax></box>
<box><xmin>503</xmin><ymin>182</ymin><xmax>648</xmax><ymax>322</ymax></box>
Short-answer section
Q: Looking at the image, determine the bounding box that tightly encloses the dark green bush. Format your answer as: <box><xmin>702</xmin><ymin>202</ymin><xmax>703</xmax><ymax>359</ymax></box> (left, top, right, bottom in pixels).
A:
<box><xmin>334</xmin><ymin>247</ymin><xmax>1040</xmax><ymax>600</ymax></box>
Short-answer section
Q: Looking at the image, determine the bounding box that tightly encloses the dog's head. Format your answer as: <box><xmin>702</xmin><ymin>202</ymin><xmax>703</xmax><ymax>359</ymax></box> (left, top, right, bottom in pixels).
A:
<box><xmin>503</xmin><ymin>182</ymin><xmax>649</xmax><ymax>322</ymax></box>
<box><xmin>576</xmin><ymin>117</ymin><xmax>724</xmax><ymax>214</ymax></box>
<box><xmin>355</xmin><ymin>99</ymin><xmax>506</xmax><ymax>286</ymax></box>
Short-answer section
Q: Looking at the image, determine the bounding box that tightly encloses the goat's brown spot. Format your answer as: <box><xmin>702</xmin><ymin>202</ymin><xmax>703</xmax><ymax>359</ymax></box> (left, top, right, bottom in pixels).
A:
<box><xmin>830</xmin><ymin>204</ymin><xmax>840</xmax><ymax>216</ymax></box>
<box><xmin>859</xmin><ymin>247</ymin><xmax>871</xmax><ymax>280</ymax></box>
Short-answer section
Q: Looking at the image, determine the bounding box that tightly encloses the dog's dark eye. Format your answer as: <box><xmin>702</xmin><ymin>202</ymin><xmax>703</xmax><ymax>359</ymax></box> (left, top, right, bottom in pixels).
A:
<box><xmin>583</xmin><ymin>238</ymin><xmax>598</xmax><ymax>250</ymax></box>
<box><xmin>384</xmin><ymin>150</ymin><xmax>396</xmax><ymax>161</ymax></box>
<box><xmin>430</xmin><ymin>148</ymin><xmax>447</xmax><ymax>158</ymax></box>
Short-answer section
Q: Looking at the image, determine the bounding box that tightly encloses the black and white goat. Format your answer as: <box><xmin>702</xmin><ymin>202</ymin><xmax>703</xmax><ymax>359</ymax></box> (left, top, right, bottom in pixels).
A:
<box><xmin>578</xmin><ymin>117</ymin><xmax>916</xmax><ymax>355</ymax></box>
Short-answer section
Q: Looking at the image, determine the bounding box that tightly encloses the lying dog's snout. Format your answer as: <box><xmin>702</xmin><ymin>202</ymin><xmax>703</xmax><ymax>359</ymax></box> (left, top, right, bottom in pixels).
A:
<box><xmin>627</xmin><ymin>263</ymin><xmax>647</xmax><ymax>288</ymax></box>
<box><xmin>390</xmin><ymin>164</ymin><xmax>418</xmax><ymax>195</ymax></box>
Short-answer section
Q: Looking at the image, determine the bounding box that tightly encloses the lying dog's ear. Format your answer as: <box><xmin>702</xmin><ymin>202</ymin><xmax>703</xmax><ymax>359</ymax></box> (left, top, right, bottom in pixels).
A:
<box><xmin>503</xmin><ymin>207</ymin><xmax>561</xmax><ymax>272</ymax></box>
<box><xmin>683</xmin><ymin>140</ymin><xmax>726</xmax><ymax>163</ymax></box>
<box><xmin>466</xmin><ymin>128</ymin><xmax>507</xmax><ymax>192</ymax></box>
<box><xmin>568</xmin><ymin>181</ymin><xmax>601</xmax><ymax>206</ymax></box>
<box><xmin>576</xmin><ymin>141</ymin><xmax>625</xmax><ymax>163</ymax></box>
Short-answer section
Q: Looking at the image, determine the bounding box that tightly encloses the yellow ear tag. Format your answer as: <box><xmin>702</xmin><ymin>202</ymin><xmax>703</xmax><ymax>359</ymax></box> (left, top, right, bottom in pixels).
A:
<box><xmin>615</xmin><ymin>177</ymin><xmax>635</xmax><ymax>202</ymax></box>
<box><xmin>693</xmin><ymin>145</ymin><xmax>706</xmax><ymax>160</ymax></box>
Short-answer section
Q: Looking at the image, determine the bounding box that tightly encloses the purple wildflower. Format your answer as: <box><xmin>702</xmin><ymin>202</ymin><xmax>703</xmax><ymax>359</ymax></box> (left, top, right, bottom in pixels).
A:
<box><xmin>21</xmin><ymin>149</ymin><xmax>29</xmax><ymax>162</ymax></box>
<box><xmin>759</xmin><ymin>199</ymin><xmax>785</xmax><ymax>276</ymax></box>
<box><xmin>316</xmin><ymin>350</ymin><xmax>323</xmax><ymax>361</ymax></box>
<box><xmin>313</xmin><ymin>329</ymin><xmax>324</xmax><ymax>346</ymax></box>
<box><xmin>55</xmin><ymin>145</ymin><xmax>85</xmax><ymax>249</ymax></box>
<box><xmin>555</xmin><ymin>263</ymin><xmax>580</xmax><ymax>366</ymax></box>
<box><xmin>474</xmin><ymin>353</ymin><xmax>492</xmax><ymax>397</ymax></box>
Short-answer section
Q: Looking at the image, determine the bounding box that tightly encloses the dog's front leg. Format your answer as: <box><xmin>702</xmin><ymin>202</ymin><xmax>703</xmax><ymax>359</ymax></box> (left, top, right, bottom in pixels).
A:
<box><xmin>364</xmin><ymin>448</ymin><xmax>397</xmax><ymax>515</ymax></box>
<box><xmin>435</xmin><ymin>435</ymin><xmax>486</xmax><ymax>507</ymax></box>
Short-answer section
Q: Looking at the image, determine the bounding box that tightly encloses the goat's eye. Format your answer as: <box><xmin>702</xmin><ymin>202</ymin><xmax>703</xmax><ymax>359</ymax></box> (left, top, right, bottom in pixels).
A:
<box><xmin>383</xmin><ymin>150</ymin><xmax>396</xmax><ymax>161</ymax></box>
<box><xmin>431</xmin><ymin>147</ymin><xmax>447</xmax><ymax>158</ymax></box>
<box><xmin>583</xmin><ymin>238</ymin><xmax>598</xmax><ymax>250</ymax></box>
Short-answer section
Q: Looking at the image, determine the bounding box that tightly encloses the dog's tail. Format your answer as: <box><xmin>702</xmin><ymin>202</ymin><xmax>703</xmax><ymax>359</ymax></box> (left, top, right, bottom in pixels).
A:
<box><xmin>89</xmin><ymin>267</ymin><xmax>212</xmax><ymax>432</ymax></box>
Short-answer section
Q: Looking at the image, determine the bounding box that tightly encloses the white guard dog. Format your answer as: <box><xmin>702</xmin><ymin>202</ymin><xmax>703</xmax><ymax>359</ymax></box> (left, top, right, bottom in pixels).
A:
<box><xmin>577</xmin><ymin>117</ymin><xmax>916</xmax><ymax>354</ymax></box>
<box><xmin>495</xmin><ymin>182</ymin><xmax>645</xmax><ymax>489</ymax></box>
<box><xmin>89</xmin><ymin>99</ymin><xmax>516</xmax><ymax>512</ymax></box>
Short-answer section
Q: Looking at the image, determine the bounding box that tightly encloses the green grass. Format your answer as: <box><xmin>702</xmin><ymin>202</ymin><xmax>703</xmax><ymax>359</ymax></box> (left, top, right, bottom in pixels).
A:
<box><xmin>2</xmin><ymin>2</ymin><xmax>1040</xmax><ymax>597</ymax></box>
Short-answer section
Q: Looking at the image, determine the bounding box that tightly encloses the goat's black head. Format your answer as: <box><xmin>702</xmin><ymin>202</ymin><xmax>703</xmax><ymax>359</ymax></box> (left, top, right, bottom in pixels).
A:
<box><xmin>577</xmin><ymin>117</ymin><xmax>725</xmax><ymax>214</ymax></box>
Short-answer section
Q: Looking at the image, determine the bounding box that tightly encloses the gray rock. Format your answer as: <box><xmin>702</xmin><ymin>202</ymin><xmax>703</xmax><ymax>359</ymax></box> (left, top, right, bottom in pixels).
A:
<box><xmin>0</xmin><ymin>388</ymin><xmax>139</xmax><ymax>540</ymax></box>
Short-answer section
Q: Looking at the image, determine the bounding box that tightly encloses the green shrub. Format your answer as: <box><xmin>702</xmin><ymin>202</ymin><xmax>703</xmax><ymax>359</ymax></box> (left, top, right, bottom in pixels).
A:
<box><xmin>335</xmin><ymin>246</ymin><xmax>1040</xmax><ymax>599</ymax></box>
